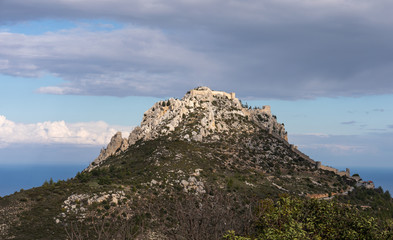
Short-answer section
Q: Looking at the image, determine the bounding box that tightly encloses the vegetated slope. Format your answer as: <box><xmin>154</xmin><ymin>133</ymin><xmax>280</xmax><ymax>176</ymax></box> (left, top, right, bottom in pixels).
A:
<box><xmin>0</xmin><ymin>87</ymin><xmax>392</xmax><ymax>239</ymax></box>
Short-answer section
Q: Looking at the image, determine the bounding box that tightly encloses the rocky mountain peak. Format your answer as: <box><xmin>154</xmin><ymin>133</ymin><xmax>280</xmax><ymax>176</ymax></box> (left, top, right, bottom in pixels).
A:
<box><xmin>86</xmin><ymin>87</ymin><xmax>287</xmax><ymax>171</ymax></box>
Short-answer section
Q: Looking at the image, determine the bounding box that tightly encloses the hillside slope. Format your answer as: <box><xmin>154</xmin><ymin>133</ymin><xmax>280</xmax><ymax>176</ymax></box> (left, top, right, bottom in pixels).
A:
<box><xmin>0</xmin><ymin>87</ymin><xmax>391</xmax><ymax>239</ymax></box>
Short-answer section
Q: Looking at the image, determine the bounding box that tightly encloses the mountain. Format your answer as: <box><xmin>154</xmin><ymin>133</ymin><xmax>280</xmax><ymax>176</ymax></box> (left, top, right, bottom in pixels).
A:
<box><xmin>86</xmin><ymin>86</ymin><xmax>288</xmax><ymax>172</ymax></box>
<box><xmin>0</xmin><ymin>86</ymin><xmax>392</xmax><ymax>239</ymax></box>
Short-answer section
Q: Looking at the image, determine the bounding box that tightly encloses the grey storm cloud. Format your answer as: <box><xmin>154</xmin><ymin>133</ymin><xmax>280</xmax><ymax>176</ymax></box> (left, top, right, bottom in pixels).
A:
<box><xmin>1</xmin><ymin>0</ymin><xmax>393</xmax><ymax>99</ymax></box>
<box><xmin>0</xmin><ymin>28</ymin><xmax>219</xmax><ymax>97</ymax></box>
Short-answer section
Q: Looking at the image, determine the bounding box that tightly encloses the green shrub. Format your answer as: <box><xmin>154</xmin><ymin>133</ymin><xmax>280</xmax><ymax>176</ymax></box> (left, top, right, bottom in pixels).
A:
<box><xmin>227</xmin><ymin>196</ymin><xmax>393</xmax><ymax>240</ymax></box>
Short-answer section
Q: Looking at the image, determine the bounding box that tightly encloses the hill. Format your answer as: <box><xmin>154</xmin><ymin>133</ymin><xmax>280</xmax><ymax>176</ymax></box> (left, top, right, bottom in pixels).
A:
<box><xmin>0</xmin><ymin>87</ymin><xmax>392</xmax><ymax>239</ymax></box>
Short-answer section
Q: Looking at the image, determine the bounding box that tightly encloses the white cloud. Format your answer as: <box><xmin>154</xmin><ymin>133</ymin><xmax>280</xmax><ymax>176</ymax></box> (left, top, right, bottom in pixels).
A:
<box><xmin>295</xmin><ymin>133</ymin><xmax>330</xmax><ymax>138</ymax></box>
<box><xmin>291</xmin><ymin>133</ymin><xmax>372</xmax><ymax>154</ymax></box>
<box><xmin>298</xmin><ymin>143</ymin><xmax>367</xmax><ymax>154</ymax></box>
<box><xmin>0</xmin><ymin>115</ymin><xmax>131</xmax><ymax>148</ymax></box>
<box><xmin>37</xmin><ymin>86</ymin><xmax>82</xmax><ymax>95</ymax></box>
<box><xmin>289</xmin><ymin>132</ymin><xmax>393</xmax><ymax>167</ymax></box>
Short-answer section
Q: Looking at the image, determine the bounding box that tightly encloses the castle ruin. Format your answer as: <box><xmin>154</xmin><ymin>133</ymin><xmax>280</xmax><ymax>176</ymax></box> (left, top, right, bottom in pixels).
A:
<box><xmin>189</xmin><ymin>87</ymin><xmax>236</xmax><ymax>100</ymax></box>
<box><xmin>316</xmin><ymin>161</ymin><xmax>350</xmax><ymax>177</ymax></box>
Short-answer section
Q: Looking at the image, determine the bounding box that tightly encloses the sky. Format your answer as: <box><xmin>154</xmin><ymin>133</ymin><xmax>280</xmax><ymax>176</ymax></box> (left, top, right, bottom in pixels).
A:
<box><xmin>1</xmin><ymin>0</ymin><xmax>393</xmax><ymax>173</ymax></box>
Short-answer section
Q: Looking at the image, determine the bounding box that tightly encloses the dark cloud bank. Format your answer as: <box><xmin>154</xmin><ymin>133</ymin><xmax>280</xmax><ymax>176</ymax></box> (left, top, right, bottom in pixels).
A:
<box><xmin>1</xmin><ymin>0</ymin><xmax>393</xmax><ymax>99</ymax></box>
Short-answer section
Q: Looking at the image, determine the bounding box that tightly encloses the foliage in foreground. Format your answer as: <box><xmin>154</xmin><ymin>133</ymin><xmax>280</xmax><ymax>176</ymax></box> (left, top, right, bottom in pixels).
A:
<box><xmin>224</xmin><ymin>196</ymin><xmax>393</xmax><ymax>240</ymax></box>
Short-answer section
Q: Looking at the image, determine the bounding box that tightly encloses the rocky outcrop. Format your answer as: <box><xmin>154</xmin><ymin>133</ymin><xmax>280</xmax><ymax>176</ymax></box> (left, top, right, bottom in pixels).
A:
<box><xmin>85</xmin><ymin>132</ymin><xmax>128</xmax><ymax>171</ymax></box>
<box><xmin>86</xmin><ymin>86</ymin><xmax>288</xmax><ymax>171</ymax></box>
<box><xmin>126</xmin><ymin>86</ymin><xmax>287</xmax><ymax>144</ymax></box>
<box><xmin>56</xmin><ymin>191</ymin><xmax>127</xmax><ymax>223</ymax></box>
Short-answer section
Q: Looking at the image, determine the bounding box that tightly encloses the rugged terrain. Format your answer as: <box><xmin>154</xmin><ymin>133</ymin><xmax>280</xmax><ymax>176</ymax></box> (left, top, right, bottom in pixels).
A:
<box><xmin>0</xmin><ymin>87</ymin><xmax>392</xmax><ymax>239</ymax></box>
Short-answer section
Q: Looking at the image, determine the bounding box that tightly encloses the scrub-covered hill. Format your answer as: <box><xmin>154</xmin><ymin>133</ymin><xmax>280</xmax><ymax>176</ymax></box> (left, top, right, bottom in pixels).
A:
<box><xmin>0</xmin><ymin>87</ymin><xmax>391</xmax><ymax>239</ymax></box>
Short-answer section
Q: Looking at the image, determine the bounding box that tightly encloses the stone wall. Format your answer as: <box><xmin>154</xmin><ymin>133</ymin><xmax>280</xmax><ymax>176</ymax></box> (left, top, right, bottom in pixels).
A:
<box><xmin>261</xmin><ymin>105</ymin><xmax>271</xmax><ymax>115</ymax></box>
<box><xmin>270</xmin><ymin>131</ymin><xmax>351</xmax><ymax>178</ymax></box>
<box><xmin>316</xmin><ymin>161</ymin><xmax>350</xmax><ymax>177</ymax></box>
<box><xmin>337</xmin><ymin>169</ymin><xmax>350</xmax><ymax>177</ymax></box>
<box><xmin>211</xmin><ymin>90</ymin><xmax>235</xmax><ymax>100</ymax></box>
<box><xmin>317</xmin><ymin>163</ymin><xmax>338</xmax><ymax>174</ymax></box>
<box><xmin>190</xmin><ymin>88</ymin><xmax>236</xmax><ymax>100</ymax></box>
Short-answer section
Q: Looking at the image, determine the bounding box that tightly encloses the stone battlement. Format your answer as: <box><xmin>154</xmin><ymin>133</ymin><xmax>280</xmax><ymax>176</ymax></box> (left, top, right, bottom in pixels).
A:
<box><xmin>253</xmin><ymin>105</ymin><xmax>271</xmax><ymax>115</ymax></box>
<box><xmin>316</xmin><ymin>161</ymin><xmax>350</xmax><ymax>177</ymax></box>
<box><xmin>190</xmin><ymin>87</ymin><xmax>236</xmax><ymax>100</ymax></box>
<box><xmin>211</xmin><ymin>90</ymin><xmax>236</xmax><ymax>100</ymax></box>
<box><xmin>262</xmin><ymin>105</ymin><xmax>271</xmax><ymax>114</ymax></box>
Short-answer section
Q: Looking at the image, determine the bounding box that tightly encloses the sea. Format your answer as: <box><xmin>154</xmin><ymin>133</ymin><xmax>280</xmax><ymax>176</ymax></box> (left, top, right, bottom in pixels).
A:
<box><xmin>0</xmin><ymin>164</ymin><xmax>87</xmax><ymax>197</ymax></box>
<box><xmin>0</xmin><ymin>165</ymin><xmax>392</xmax><ymax>197</ymax></box>
<box><xmin>349</xmin><ymin>167</ymin><xmax>393</xmax><ymax>194</ymax></box>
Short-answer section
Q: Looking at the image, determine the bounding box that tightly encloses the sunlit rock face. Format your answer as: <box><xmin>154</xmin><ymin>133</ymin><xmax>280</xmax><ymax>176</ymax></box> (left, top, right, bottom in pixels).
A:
<box><xmin>86</xmin><ymin>86</ymin><xmax>287</xmax><ymax>171</ymax></box>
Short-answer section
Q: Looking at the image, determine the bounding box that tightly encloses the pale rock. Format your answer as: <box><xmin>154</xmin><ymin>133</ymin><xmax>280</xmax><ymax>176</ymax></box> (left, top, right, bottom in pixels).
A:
<box><xmin>181</xmin><ymin>180</ymin><xmax>189</xmax><ymax>187</ymax></box>
<box><xmin>212</xmin><ymin>135</ymin><xmax>220</xmax><ymax>141</ymax></box>
<box><xmin>192</xmin><ymin>169</ymin><xmax>203</xmax><ymax>176</ymax></box>
<box><xmin>196</xmin><ymin>182</ymin><xmax>206</xmax><ymax>194</ymax></box>
<box><xmin>151</xmin><ymin>179</ymin><xmax>158</xmax><ymax>185</ymax></box>
<box><xmin>167</xmin><ymin>123</ymin><xmax>175</xmax><ymax>131</ymax></box>
<box><xmin>199</xmin><ymin>128</ymin><xmax>207</xmax><ymax>137</ymax></box>
<box><xmin>201</xmin><ymin>117</ymin><xmax>208</xmax><ymax>127</ymax></box>
<box><xmin>201</xmin><ymin>102</ymin><xmax>209</xmax><ymax>109</ymax></box>
<box><xmin>183</xmin><ymin>134</ymin><xmax>190</xmax><ymax>141</ymax></box>
<box><xmin>128</xmin><ymin>126</ymin><xmax>142</xmax><ymax>145</ymax></box>
<box><xmin>86</xmin><ymin>86</ymin><xmax>288</xmax><ymax>171</ymax></box>
<box><xmin>181</xmin><ymin>175</ymin><xmax>206</xmax><ymax>194</ymax></box>
<box><xmin>111</xmin><ymin>196</ymin><xmax>118</xmax><ymax>205</ymax></box>
<box><xmin>192</xmin><ymin>134</ymin><xmax>203</xmax><ymax>142</ymax></box>
<box><xmin>86</xmin><ymin>132</ymin><xmax>128</xmax><ymax>171</ymax></box>
<box><xmin>188</xmin><ymin>176</ymin><xmax>197</xmax><ymax>184</ymax></box>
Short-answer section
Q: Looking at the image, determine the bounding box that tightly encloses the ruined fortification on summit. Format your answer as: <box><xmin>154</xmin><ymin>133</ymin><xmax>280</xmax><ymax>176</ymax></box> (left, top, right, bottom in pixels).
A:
<box><xmin>189</xmin><ymin>87</ymin><xmax>236</xmax><ymax>100</ymax></box>
<box><xmin>189</xmin><ymin>87</ymin><xmax>271</xmax><ymax>115</ymax></box>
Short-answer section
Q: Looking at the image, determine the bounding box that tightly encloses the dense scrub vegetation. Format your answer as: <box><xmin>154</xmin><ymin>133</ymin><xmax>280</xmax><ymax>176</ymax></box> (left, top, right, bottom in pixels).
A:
<box><xmin>225</xmin><ymin>195</ymin><xmax>393</xmax><ymax>240</ymax></box>
<box><xmin>337</xmin><ymin>186</ymin><xmax>393</xmax><ymax>220</ymax></box>
<box><xmin>2</xmin><ymin>135</ymin><xmax>393</xmax><ymax>239</ymax></box>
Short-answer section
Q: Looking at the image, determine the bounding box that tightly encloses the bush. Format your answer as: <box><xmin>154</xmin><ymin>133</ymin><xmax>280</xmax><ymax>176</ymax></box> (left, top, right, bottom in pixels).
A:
<box><xmin>76</xmin><ymin>172</ymin><xmax>90</xmax><ymax>183</ymax></box>
<box><xmin>227</xmin><ymin>196</ymin><xmax>393</xmax><ymax>240</ymax></box>
<box><xmin>98</xmin><ymin>176</ymin><xmax>112</xmax><ymax>185</ymax></box>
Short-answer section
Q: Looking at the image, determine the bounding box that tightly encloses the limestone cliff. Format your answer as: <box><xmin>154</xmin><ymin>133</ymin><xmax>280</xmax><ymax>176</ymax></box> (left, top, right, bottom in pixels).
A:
<box><xmin>86</xmin><ymin>86</ymin><xmax>288</xmax><ymax>171</ymax></box>
<box><xmin>86</xmin><ymin>132</ymin><xmax>129</xmax><ymax>171</ymax></box>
